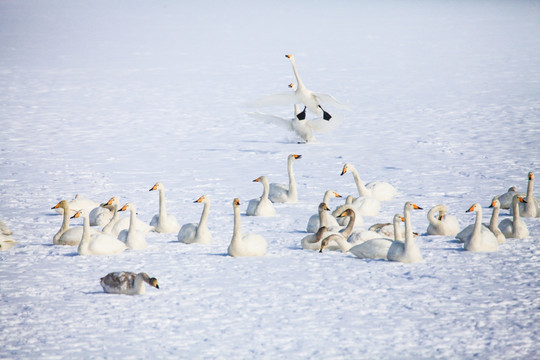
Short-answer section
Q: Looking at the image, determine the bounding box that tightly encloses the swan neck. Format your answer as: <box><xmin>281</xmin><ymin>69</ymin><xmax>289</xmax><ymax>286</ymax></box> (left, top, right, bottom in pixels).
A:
<box><xmin>351</xmin><ymin>168</ymin><xmax>369</xmax><ymax>196</ymax></box>
<box><xmin>290</xmin><ymin>60</ymin><xmax>305</xmax><ymax>89</ymax></box>
<box><xmin>471</xmin><ymin>207</ymin><xmax>483</xmax><ymax>242</ymax></box>
<box><xmin>287</xmin><ymin>158</ymin><xmax>297</xmax><ymax>199</ymax></box>
<box><xmin>61</xmin><ymin>208</ymin><xmax>70</xmax><ymax>231</ymax></box>
<box><xmin>526</xmin><ymin>177</ymin><xmax>534</xmax><ymax>211</ymax></box>
<box><xmin>261</xmin><ymin>179</ymin><xmax>270</xmax><ymax>200</ymax></box>
<box><xmin>77</xmin><ymin>214</ymin><xmax>91</xmax><ymax>254</ymax></box>
<box><xmin>328</xmin><ymin>234</ymin><xmax>352</xmax><ymax>252</ymax></box>
<box><xmin>128</xmin><ymin>208</ymin><xmax>137</xmax><ymax>232</ymax></box>
<box><xmin>404</xmin><ymin>207</ymin><xmax>414</xmax><ymax>249</ymax></box>
<box><xmin>158</xmin><ymin>188</ymin><xmax>167</xmax><ymax>217</ymax></box>
<box><xmin>393</xmin><ymin>217</ymin><xmax>403</xmax><ymax>241</ymax></box>
<box><xmin>102</xmin><ymin>207</ymin><xmax>118</xmax><ymax>233</ymax></box>
<box><xmin>134</xmin><ymin>273</ymin><xmax>148</xmax><ymax>295</ymax></box>
<box><xmin>489</xmin><ymin>205</ymin><xmax>499</xmax><ymax>230</ymax></box>
<box><xmin>199</xmin><ymin>201</ymin><xmax>210</xmax><ymax>228</ymax></box>
<box><xmin>427</xmin><ymin>206</ymin><xmax>441</xmax><ymax>226</ymax></box>
<box><xmin>232</xmin><ymin>206</ymin><xmax>242</xmax><ymax>244</ymax></box>
<box><xmin>340</xmin><ymin>210</ymin><xmax>355</xmax><ymax>238</ymax></box>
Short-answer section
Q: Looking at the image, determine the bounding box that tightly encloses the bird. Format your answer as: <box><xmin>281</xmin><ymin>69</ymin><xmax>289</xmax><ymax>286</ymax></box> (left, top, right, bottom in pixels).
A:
<box><xmin>426</xmin><ymin>204</ymin><xmax>460</xmax><ymax>236</ymax></box>
<box><xmin>71</xmin><ymin>209</ymin><xmax>127</xmax><ymax>256</ymax></box>
<box><xmin>306</xmin><ymin>191</ymin><xmax>345</xmax><ymax>233</ymax></box>
<box><xmin>341</xmin><ymin>163</ymin><xmax>397</xmax><ymax>202</ymax></box>
<box><xmin>301</xmin><ymin>225</ymin><xmax>338</xmax><ymax>251</ymax></box>
<box><xmin>268</xmin><ymin>154</ymin><xmax>302</xmax><ymax>203</ymax></box>
<box><xmin>461</xmin><ymin>203</ymin><xmax>499</xmax><ymax>252</ymax></box>
<box><xmin>177</xmin><ymin>195</ymin><xmax>213</xmax><ymax>244</ymax></box>
<box><xmin>149</xmin><ymin>182</ymin><xmax>180</xmax><ymax>233</ymax></box>
<box><xmin>246</xmin><ymin>176</ymin><xmax>276</xmax><ymax>216</ymax></box>
<box><xmin>0</xmin><ymin>219</ymin><xmax>16</xmax><ymax>251</ymax></box>
<box><xmin>487</xmin><ymin>199</ymin><xmax>506</xmax><ymax>244</ymax></box>
<box><xmin>499</xmin><ymin>195</ymin><xmax>530</xmax><ymax>239</ymax></box>
<box><xmin>51</xmin><ymin>200</ymin><xmax>98</xmax><ymax>246</ymax></box>
<box><xmin>511</xmin><ymin>172</ymin><xmax>540</xmax><ymax>218</ymax></box>
<box><xmin>492</xmin><ymin>186</ymin><xmax>518</xmax><ymax>209</ymax></box>
<box><xmin>386</xmin><ymin>202</ymin><xmax>423</xmax><ymax>263</ymax></box>
<box><xmin>100</xmin><ymin>272</ymin><xmax>159</xmax><ymax>295</ymax></box>
<box><xmin>117</xmin><ymin>203</ymin><xmax>148</xmax><ymax>250</ymax></box>
<box><xmin>228</xmin><ymin>198</ymin><xmax>267</xmax><ymax>257</ymax></box>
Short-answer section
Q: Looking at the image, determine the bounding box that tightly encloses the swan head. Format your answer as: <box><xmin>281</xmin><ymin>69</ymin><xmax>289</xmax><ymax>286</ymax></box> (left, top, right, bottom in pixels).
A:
<box><xmin>340</xmin><ymin>163</ymin><xmax>354</xmax><ymax>176</ymax></box>
<box><xmin>70</xmin><ymin>209</ymin><xmax>88</xmax><ymax>219</ymax></box>
<box><xmin>393</xmin><ymin>214</ymin><xmax>405</xmax><ymax>223</ymax></box>
<box><xmin>405</xmin><ymin>202</ymin><xmax>423</xmax><ymax>211</ymax></box>
<box><xmin>528</xmin><ymin>172</ymin><xmax>534</xmax><ymax>180</ymax></box>
<box><xmin>285</xmin><ymin>54</ymin><xmax>295</xmax><ymax>62</ymax></box>
<box><xmin>318</xmin><ymin>203</ymin><xmax>330</xmax><ymax>212</ymax></box>
<box><xmin>465</xmin><ymin>203</ymin><xmax>482</xmax><ymax>213</ymax></box>
<box><xmin>51</xmin><ymin>200</ymin><xmax>68</xmax><ymax>210</ymax></box>
<box><xmin>319</xmin><ymin>238</ymin><xmax>330</xmax><ymax>253</ymax></box>
<box><xmin>489</xmin><ymin>199</ymin><xmax>501</xmax><ymax>209</ymax></box>
<box><xmin>233</xmin><ymin>198</ymin><xmax>241</xmax><ymax>207</ymax></box>
<box><xmin>104</xmin><ymin>196</ymin><xmax>119</xmax><ymax>207</ymax></box>
<box><xmin>507</xmin><ymin>186</ymin><xmax>518</xmax><ymax>192</ymax></box>
<box><xmin>119</xmin><ymin>203</ymin><xmax>135</xmax><ymax>212</ymax></box>
<box><xmin>337</xmin><ymin>206</ymin><xmax>356</xmax><ymax>218</ymax></box>
<box><xmin>149</xmin><ymin>277</ymin><xmax>159</xmax><ymax>289</ymax></box>
<box><xmin>149</xmin><ymin>182</ymin><xmax>163</xmax><ymax>192</ymax></box>
<box><xmin>253</xmin><ymin>176</ymin><xmax>268</xmax><ymax>184</ymax></box>
<box><xmin>194</xmin><ymin>195</ymin><xmax>208</xmax><ymax>203</ymax></box>
<box><xmin>290</xmin><ymin>154</ymin><xmax>302</xmax><ymax>160</ymax></box>
<box><xmin>513</xmin><ymin>195</ymin><xmax>527</xmax><ymax>204</ymax></box>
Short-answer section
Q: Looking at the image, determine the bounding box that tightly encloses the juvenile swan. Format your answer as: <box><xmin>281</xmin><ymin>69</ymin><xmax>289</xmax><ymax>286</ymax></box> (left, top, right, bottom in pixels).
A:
<box><xmin>100</xmin><ymin>272</ymin><xmax>159</xmax><ymax>295</ymax></box>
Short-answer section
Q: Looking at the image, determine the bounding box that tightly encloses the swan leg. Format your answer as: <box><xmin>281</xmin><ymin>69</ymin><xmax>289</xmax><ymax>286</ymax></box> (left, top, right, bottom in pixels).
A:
<box><xmin>318</xmin><ymin>105</ymin><xmax>332</xmax><ymax>121</ymax></box>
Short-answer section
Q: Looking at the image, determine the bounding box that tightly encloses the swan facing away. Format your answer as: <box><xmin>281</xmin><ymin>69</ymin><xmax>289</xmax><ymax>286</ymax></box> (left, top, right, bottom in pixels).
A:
<box><xmin>461</xmin><ymin>203</ymin><xmax>499</xmax><ymax>252</ymax></box>
<box><xmin>0</xmin><ymin>219</ymin><xmax>16</xmax><ymax>251</ymax></box>
<box><xmin>268</xmin><ymin>154</ymin><xmax>301</xmax><ymax>203</ymax></box>
<box><xmin>100</xmin><ymin>272</ymin><xmax>159</xmax><ymax>295</ymax></box>
<box><xmin>492</xmin><ymin>186</ymin><xmax>518</xmax><ymax>209</ymax></box>
<box><xmin>118</xmin><ymin>203</ymin><xmax>148</xmax><ymax>250</ymax></box>
<box><xmin>149</xmin><ymin>182</ymin><xmax>180</xmax><ymax>233</ymax></box>
<box><xmin>426</xmin><ymin>204</ymin><xmax>460</xmax><ymax>236</ymax></box>
<box><xmin>228</xmin><ymin>198</ymin><xmax>267</xmax><ymax>257</ymax></box>
<box><xmin>178</xmin><ymin>195</ymin><xmax>213</xmax><ymax>244</ymax></box>
<box><xmin>71</xmin><ymin>209</ymin><xmax>127</xmax><ymax>256</ymax></box>
<box><xmin>246</xmin><ymin>176</ymin><xmax>276</xmax><ymax>217</ymax></box>
<box><xmin>499</xmin><ymin>195</ymin><xmax>529</xmax><ymax>239</ymax></box>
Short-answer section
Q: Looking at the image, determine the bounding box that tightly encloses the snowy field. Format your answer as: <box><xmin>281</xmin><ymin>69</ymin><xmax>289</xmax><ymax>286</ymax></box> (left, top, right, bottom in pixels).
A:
<box><xmin>1</xmin><ymin>0</ymin><xmax>540</xmax><ymax>358</ymax></box>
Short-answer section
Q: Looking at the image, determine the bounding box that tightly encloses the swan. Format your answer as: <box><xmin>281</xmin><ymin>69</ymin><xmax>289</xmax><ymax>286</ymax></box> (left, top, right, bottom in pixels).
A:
<box><xmin>101</xmin><ymin>197</ymin><xmax>121</xmax><ymax>235</ymax></box>
<box><xmin>426</xmin><ymin>204</ymin><xmax>460</xmax><ymax>236</ymax></box>
<box><xmin>386</xmin><ymin>202</ymin><xmax>423</xmax><ymax>263</ymax></box>
<box><xmin>301</xmin><ymin>225</ymin><xmax>339</xmax><ymax>251</ymax></box>
<box><xmin>178</xmin><ymin>195</ymin><xmax>213</xmax><ymax>244</ymax></box>
<box><xmin>306</xmin><ymin>191</ymin><xmax>344</xmax><ymax>232</ymax></box>
<box><xmin>52</xmin><ymin>200</ymin><xmax>98</xmax><ymax>245</ymax></box>
<box><xmin>89</xmin><ymin>200</ymin><xmax>113</xmax><ymax>227</ymax></box>
<box><xmin>228</xmin><ymin>198</ymin><xmax>267</xmax><ymax>257</ymax></box>
<box><xmin>100</xmin><ymin>272</ymin><xmax>159</xmax><ymax>295</ymax></box>
<box><xmin>246</xmin><ymin>176</ymin><xmax>276</xmax><ymax>217</ymax></box>
<box><xmin>512</xmin><ymin>172</ymin><xmax>540</xmax><ymax>218</ymax></box>
<box><xmin>0</xmin><ymin>219</ymin><xmax>16</xmax><ymax>251</ymax></box>
<box><xmin>341</xmin><ymin>163</ymin><xmax>397</xmax><ymax>202</ymax></box>
<box><xmin>268</xmin><ymin>154</ymin><xmax>301</xmax><ymax>203</ymax></box>
<box><xmin>332</xmin><ymin>195</ymin><xmax>356</xmax><ymax>226</ymax></box>
<box><xmin>52</xmin><ymin>194</ymin><xmax>100</xmax><ymax>216</ymax></box>
<box><xmin>499</xmin><ymin>195</ymin><xmax>530</xmax><ymax>239</ymax></box>
<box><xmin>492</xmin><ymin>186</ymin><xmax>518</xmax><ymax>210</ymax></box>
<box><xmin>118</xmin><ymin>203</ymin><xmax>148</xmax><ymax>250</ymax></box>
<box><xmin>461</xmin><ymin>203</ymin><xmax>499</xmax><ymax>252</ymax></box>
<box><xmin>149</xmin><ymin>182</ymin><xmax>180</xmax><ymax>233</ymax></box>
<box><xmin>71</xmin><ymin>209</ymin><xmax>127</xmax><ymax>256</ymax></box>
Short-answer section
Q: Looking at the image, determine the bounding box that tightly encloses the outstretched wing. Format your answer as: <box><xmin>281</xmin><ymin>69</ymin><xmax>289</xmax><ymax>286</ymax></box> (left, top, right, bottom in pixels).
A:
<box><xmin>246</xmin><ymin>91</ymin><xmax>297</xmax><ymax>108</ymax></box>
<box><xmin>246</xmin><ymin>112</ymin><xmax>294</xmax><ymax>132</ymax></box>
<box><xmin>308</xmin><ymin>112</ymin><xmax>344</xmax><ymax>133</ymax></box>
<box><xmin>313</xmin><ymin>92</ymin><xmax>350</xmax><ymax>110</ymax></box>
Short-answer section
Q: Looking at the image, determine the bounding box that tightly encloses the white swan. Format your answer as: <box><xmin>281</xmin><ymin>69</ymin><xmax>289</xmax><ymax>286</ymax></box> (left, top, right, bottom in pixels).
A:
<box><xmin>426</xmin><ymin>204</ymin><xmax>460</xmax><ymax>236</ymax></box>
<box><xmin>246</xmin><ymin>176</ymin><xmax>276</xmax><ymax>217</ymax></box>
<box><xmin>461</xmin><ymin>203</ymin><xmax>499</xmax><ymax>252</ymax></box>
<box><xmin>268</xmin><ymin>154</ymin><xmax>301</xmax><ymax>203</ymax></box>
<box><xmin>306</xmin><ymin>191</ymin><xmax>344</xmax><ymax>232</ymax></box>
<box><xmin>52</xmin><ymin>200</ymin><xmax>98</xmax><ymax>245</ymax></box>
<box><xmin>341</xmin><ymin>163</ymin><xmax>397</xmax><ymax>202</ymax></box>
<box><xmin>228</xmin><ymin>198</ymin><xmax>267</xmax><ymax>257</ymax></box>
<box><xmin>100</xmin><ymin>272</ymin><xmax>159</xmax><ymax>295</ymax></box>
<box><xmin>71</xmin><ymin>209</ymin><xmax>127</xmax><ymax>256</ymax></box>
<box><xmin>0</xmin><ymin>219</ymin><xmax>16</xmax><ymax>251</ymax></box>
<box><xmin>101</xmin><ymin>197</ymin><xmax>121</xmax><ymax>235</ymax></box>
<box><xmin>492</xmin><ymin>186</ymin><xmax>518</xmax><ymax>209</ymax></box>
<box><xmin>512</xmin><ymin>172</ymin><xmax>540</xmax><ymax>218</ymax></box>
<box><xmin>386</xmin><ymin>202</ymin><xmax>423</xmax><ymax>263</ymax></box>
<box><xmin>499</xmin><ymin>195</ymin><xmax>530</xmax><ymax>239</ymax></box>
<box><xmin>149</xmin><ymin>182</ymin><xmax>180</xmax><ymax>233</ymax></box>
<box><xmin>178</xmin><ymin>195</ymin><xmax>213</xmax><ymax>244</ymax></box>
<box><xmin>117</xmin><ymin>203</ymin><xmax>148</xmax><ymax>250</ymax></box>
<box><xmin>89</xmin><ymin>201</ymin><xmax>113</xmax><ymax>227</ymax></box>
<box><xmin>332</xmin><ymin>195</ymin><xmax>356</xmax><ymax>226</ymax></box>
<box><xmin>301</xmin><ymin>225</ymin><xmax>338</xmax><ymax>251</ymax></box>
<box><xmin>53</xmin><ymin>194</ymin><xmax>100</xmax><ymax>216</ymax></box>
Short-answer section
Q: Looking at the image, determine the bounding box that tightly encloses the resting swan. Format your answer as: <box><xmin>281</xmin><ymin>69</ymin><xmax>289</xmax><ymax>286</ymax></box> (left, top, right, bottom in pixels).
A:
<box><xmin>499</xmin><ymin>195</ymin><xmax>529</xmax><ymax>239</ymax></box>
<box><xmin>100</xmin><ymin>272</ymin><xmax>159</xmax><ymax>295</ymax></box>
<box><xmin>426</xmin><ymin>204</ymin><xmax>460</xmax><ymax>236</ymax></box>
<box><xmin>118</xmin><ymin>203</ymin><xmax>148</xmax><ymax>250</ymax></box>
<box><xmin>149</xmin><ymin>182</ymin><xmax>181</xmax><ymax>233</ymax></box>
<box><xmin>461</xmin><ymin>203</ymin><xmax>498</xmax><ymax>252</ymax></box>
<box><xmin>341</xmin><ymin>163</ymin><xmax>397</xmax><ymax>202</ymax></box>
<box><xmin>301</xmin><ymin>225</ymin><xmax>338</xmax><ymax>251</ymax></box>
<box><xmin>178</xmin><ymin>195</ymin><xmax>213</xmax><ymax>244</ymax></box>
<box><xmin>512</xmin><ymin>172</ymin><xmax>540</xmax><ymax>218</ymax></box>
<box><xmin>52</xmin><ymin>200</ymin><xmax>98</xmax><ymax>245</ymax></box>
<box><xmin>0</xmin><ymin>219</ymin><xmax>16</xmax><ymax>251</ymax></box>
<box><xmin>306</xmin><ymin>191</ymin><xmax>344</xmax><ymax>232</ymax></box>
<box><xmin>246</xmin><ymin>176</ymin><xmax>276</xmax><ymax>217</ymax></box>
<box><xmin>53</xmin><ymin>194</ymin><xmax>100</xmax><ymax>216</ymax></box>
<box><xmin>456</xmin><ymin>200</ymin><xmax>504</xmax><ymax>244</ymax></box>
<box><xmin>492</xmin><ymin>186</ymin><xmax>518</xmax><ymax>210</ymax></box>
<box><xmin>72</xmin><ymin>209</ymin><xmax>127</xmax><ymax>256</ymax></box>
<box><xmin>228</xmin><ymin>198</ymin><xmax>267</xmax><ymax>257</ymax></box>
<box><xmin>268</xmin><ymin>154</ymin><xmax>301</xmax><ymax>203</ymax></box>
<box><xmin>386</xmin><ymin>202</ymin><xmax>423</xmax><ymax>263</ymax></box>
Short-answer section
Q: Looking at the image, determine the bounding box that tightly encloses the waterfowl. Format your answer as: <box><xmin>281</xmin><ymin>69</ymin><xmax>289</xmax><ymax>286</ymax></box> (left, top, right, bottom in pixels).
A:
<box><xmin>228</xmin><ymin>198</ymin><xmax>267</xmax><ymax>257</ymax></box>
<box><xmin>118</xmin><ymin>203</ymin><xmax>148</xmax><ymax>250</ymax></box>
<box><xmin>499</xmin><ymin>195</ymin><xmax>530</xmax><ymax>239</ymax></box>
<box><xmin>246</xmin><ymin>176</ymin><xmax>276</xmax><ymax>217</ymax></box>
<box><xmin>149</xmin><ymin>182</ymin><xmax>180</xmax><ymax>233</ymax></box>
<box><xmin>461</xmin><ymin>203</ymin><xmax>499</xmax><ymax>252</ymax></box>
<box><xmin>426</xmin><ymin>204</ymin><xmax>460</xmax><ymax>236</ymax></box>
<box><xmin>306</xmin><ymin>191</ymin><xmax>344</xmax><ymax>232</ymax></box>
<box><xmin>100</xmin><ymin>272</ymin><xmax>159</xmax><ymax>295</ymax></box>
<box><xmin>72</xmin><ymin>209</ymin><xmax>127</xmax><ymax>256</ymax></box>
<box><xmin>178</xmin><ymin>195</ymin><xmax>213</xmax><ymax>244</ymax></box>
<box><xmin>268</xmin><ymin>154</ymin><xmax>301</xmax><ymax>203</ymax></box>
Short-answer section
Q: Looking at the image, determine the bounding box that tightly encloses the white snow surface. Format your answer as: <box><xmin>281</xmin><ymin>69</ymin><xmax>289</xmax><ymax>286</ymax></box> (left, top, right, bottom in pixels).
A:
<box><xmin>1</xmin><ymin>0</ymin><xmax>540</xmax><ymax>358</ymax></box>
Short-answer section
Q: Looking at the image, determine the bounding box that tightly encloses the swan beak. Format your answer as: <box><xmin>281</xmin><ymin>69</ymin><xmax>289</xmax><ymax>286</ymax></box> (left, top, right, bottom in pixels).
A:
<box><xmin>288</xmin><ymin>83</ymin><xmax>294</xmax><ymax>88</ymax></box>
<box><xmin>285</xmin><ymin>54</ymin><xmax>292</xmax><ymax>58</ymax></box>
<box><xmin>293</xmin><ymin>154</ymin><xmax>302</xmax><ymax>159</ymax></box>
<box><xmin>400</xmin><ymin>216</ymin><xmax>405</xmax><ymax>222</ymax></box>
<box><xmin>106</xmin><ymin>197</ymin><xmax>115</xmax><ymax>205</ymax></box>
<box><xmin>340</xmin><ymin>166</ymin><xmax>348</xmax><ymax>176</ymax></box>
<box><xmin>323</xmin><ymin>204</ymin><xmax>330</xmax><ymax>211</ymax></box>
<box><xmin>412</xmin><ymin>204</ymin><xmax>423</xmax><ymax>210</ymax></box>
<box><xmin>529</xmin><ymin>172</ymin><xmax>533</xmax><ymax>180</ymax></box>
<box><xmin>438</xmin><ymin>215</ymin><xmax>444</xmax><ymax>221</ymax></box>
<box><xmin>253</xmin><ymin>177</ymin><xmax>261</xmax><ymax>182</ymax></box>
<box><xmin>70</xmin><ymin>211</ymin><xmax>82</xmax><ymax>219</ymax></box>
<box><xmin>334</xmin><ymin>192</ymin><xmax>342</xmax><ymax>198</ymax></box>
<box><xmin>194</xmin><ymin>196</ymin><xmax>205</xmax><ymax>203</ymax></box>
<box><xmin>119</xmin><ymin>204</ymin><xmax>128</xmax><ymax>212</ymax></box>
<box><xmin>466</xmin><ymin>205</ymin><xmax>475</xmax><ymax>213</ymax></box>
<box><xmin>519</xmin><ymin>197</ymin><xmax>527</xmax><ymax>203</ymax></box>
<box><xmin>319</xmin><ymin>243</ymin><xmax>326</xmax><ymax>253</ymax></box>
<box><xmin>51</xmin><ymin>202</ymin><xmax>61</xmax><ymax>209</ymax></box>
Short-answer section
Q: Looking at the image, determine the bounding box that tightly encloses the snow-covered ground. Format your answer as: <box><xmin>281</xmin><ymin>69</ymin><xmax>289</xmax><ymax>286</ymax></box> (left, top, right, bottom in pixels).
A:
<box><xmin>1</xmin><ymin>0</ymin><xmax>539</xmax><ymax>358</ymax></box>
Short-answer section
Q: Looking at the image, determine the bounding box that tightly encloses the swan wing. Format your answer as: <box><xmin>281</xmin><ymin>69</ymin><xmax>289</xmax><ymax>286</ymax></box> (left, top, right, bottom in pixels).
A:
<box><xmin>308</xmin><ymin>112</ymin><xmax>344</xmax><ymax>133</ymax></box>
<box><xmin>246</xmin><ymin>92</ymin><xmax>297</xmax><ymax>108</ymax></box>
<box><xmin>313</xmin><ymin>92</ymin><xmax>350</xmax><ymax>109</ymax></box>
<box><xmin>246</xmin><ymin>112</ymin><xmax>294</xmax><ymax>131</ymax></box>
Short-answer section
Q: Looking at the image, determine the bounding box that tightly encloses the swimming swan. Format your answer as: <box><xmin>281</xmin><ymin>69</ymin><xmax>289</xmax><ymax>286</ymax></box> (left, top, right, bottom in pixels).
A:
<box><xmin>306</xmin><ymin>191</ymin><xmax>343</xmax><ymax>232</ymax></box>
<box><xmin>149</xmin><ymin>182</ymin><xmax>181</xmax><ymax>233</ymax></box>
<box><xmin>118</xmin><ymin>203</ymin><xmax>148</xmax><ymax>250</ymax></box>
<box><xmin>269</xmin><ymin>154</ymin><xmax>301</xmax><ymax>203</ymax></box>
<box><xmin>499</xmin><ymin>195</ymin><xmax>530</xmax><ymax>239</ymax></box>
<box><xmin>341</xmin><ymin>163</ymin><xmax>397</xmax><ymax>202</ymax></box>
<box><xmin>461</xmin><ymin>203</ymin><xmax>499</xmax><ymax>252</ymax></box>
<box><xmin>246</xmin><ymin>176</ymin><xmax>276</xmax><ymax>217</ymax></box>
<box><xmin>52</xmin><ymin>200</ymin><xmax>98</xmax><ymax>245</ymax></box>
<box><xmin>228</xmin><ymin>198</ymin><xmax>267</xmax><ymax>257</ymax></box>
<box><xmin>426</xmin><ymin>204</ymin><xmax>460</xmax><ymax>236</ymax></box>
<box><xmin>72</xmin><ymin>209</ymin><xmax>127</xmax><ymax>256</ymax></box>
<box><xmin>100</xmin><ymin>272</ymin><xmax>159</xmax><ymax>295</ymax></box>
<box><xmin>178</xmin><ymin>195</ymin><xmax>213</xmax><ymax>244</ymax></box>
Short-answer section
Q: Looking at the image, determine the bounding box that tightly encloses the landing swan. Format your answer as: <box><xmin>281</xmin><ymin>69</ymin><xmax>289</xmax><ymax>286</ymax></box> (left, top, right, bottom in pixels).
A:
<box><xmin>100</xmin><ymin>272</ymin><xmax>159</xmax><ymax>295</ymax></box>
<box><xmin>0</xmin><ymin>219</ymin><xmax>16</xmax><ymax>251</ymax></box>
<box><xmin>512</xmin><ymin>172</ymin><xmax>540</xmax><ymax>217</ymax></box>
<box><xmin>228</xmin><ymin>198</ymin><xmax>267</xmax><ymax>257</ymax></box>
<box><xmin>426</xmin><ymin>204</ymin><xmax>460</xmax><ymax>236</ymax></box>
<box><xmin>246</xmin><ymin>176</ymin><xmax>276</xmax><ymax>217</ymax></box>
<box><xmin>306</xmin><ymin>191</ymin><xmax>344</xmax><ymax>232</ymax></box>
<box><xmin>499</xmin><ymin>195</ymin><xmax>530</xmax><ymax>239</ymax></box>
<box><xmin>492</xmin><ymin>186</ymin><xmax>518</xmax><ymax>209</ymax></box>
<box><xmin>268</xmin><ymin>154</ymin><xmax>301</xmax><ymax>203</ymax></box>
<box><xmin>72</xmin><ymin>209</ymin><xmax>127</xmax><ymax>256</ymax></box>
<box><xmin>178</xmin><ymin>195</ymin><xmax>213</xmax><ymax>244</ymax></box>
<box><xmin>341</xmin><ymin>163</ymin><xmax>397</xmax><ymax>202</ymax></box>
<box><xmin>52</xmin><ymin>200</ymin><xmax>98</xmax><ymax>245</ymax></box>
<box><xmin>386</xmin><ymin>202</ymin><xmax>423</xmax><ymax>263</ymax></box>
<box><xmin>461</xmin><ymin>203</ymin><xmax>498</xmax><ymax>252</ymax></box>
<box><xmin>118</xmin><ymin>203</ymin><xmax>148</xmax><ymax>250</ymax></box>
<box><xmin>149</xmin><ymin>182</ymin><xmax>181</xmax><ymax>233</ymax></box>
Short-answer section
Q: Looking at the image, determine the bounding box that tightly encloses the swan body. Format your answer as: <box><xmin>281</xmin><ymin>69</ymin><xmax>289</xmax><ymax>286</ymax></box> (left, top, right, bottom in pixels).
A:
<box><xmin>341</xmin><ymin>163</ymin><xmax>397</xmax><ymax>202</ymax></box>
<box><xmin>426</xmin><ymin>204</ymin><xmax>460</xmax><ymax>236</ymax></box>
<box><xmin>512</xmin><ymin>172</ymin><xmax>540</xmax><ymax>217</ymax></box>
<box><xmin>53</xmin><ymin>194</ymin><xmax>100</xmax><ymax>216</ymax></box>
<box><xmin>118</xmin><ymin>203</ymin><xmax>148</xmax><ymax>250</ymax></box>
<box><xmin>89</xmin><ymin>202</ymin><xmax>113</xmax><ymax>227</ymax></box>
<box><xmin>100</xmin><ymin>272</ymin><xmax>159</xmax><ymax>295</ymax></box>
<box><xmin>52</xmin><ymin>200</ymin><xmax>98</xmax><ymax>245</ymax></box>
<box><xmin>499</xmin><ymin>195</ymin><xmax>530</xmax><ymax>239</ymax></box>
<box><xmin>246</xmin><ymin>176</ymin><xmax>276</xmax><ymax>217</ymax></box>
<box><xmin>228</xmin><ymin>198</ymin><xmax>267</xmax><ymax>257</ymax></box>
<box><xmin>386</xmin><ymin>202</ymin><xmax>423</xmax><ymax>263</ymax></box>
<box><xmin>461</xmin><ymin>203</ymin><xmax>499</xmax><ymax>252</ymax></box>
<box><xmin>0</xmin><ymin>219</ymin><xmax>16</xmax><ymax>251</ymax></box>
<box><xmin>269</xmin><ymin>154</ymin><xmax>301</xmax><ymax>203</ymax></box>
<box><xmin>492</xmin><ymin>186</ymin><xmax>518</xmax><ymax>209</ymax></box>
<box><xmin>149</xmin><ymin>182</ymin><xmax>180</xmax><ymax>233</ymax></box>
<box><xmin>178</xmin><ymin>195</ymin><xmax>213</xmax><ymax>244</ymax></box>
<box><xmin>456</xmin><ymin>201</ymin><xmax>502</xmax><ymax>243</ymax></box>
<box><xmin>306</xmin><ymin>191</ymin><xmax>343</xmax><ymax>232</ymax></box>
<box><xmin>72</xmin><ymin>209</ymin><xmax>127</xmax><ymax>256</ymax></box>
